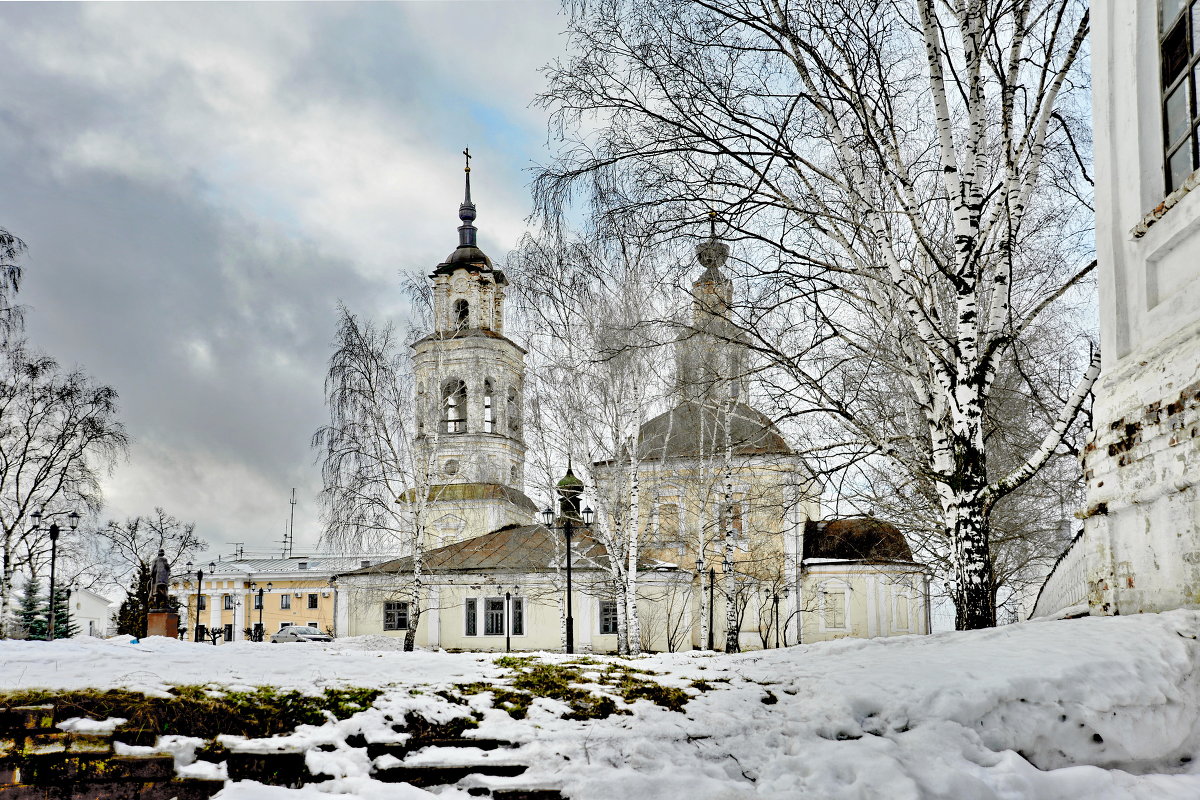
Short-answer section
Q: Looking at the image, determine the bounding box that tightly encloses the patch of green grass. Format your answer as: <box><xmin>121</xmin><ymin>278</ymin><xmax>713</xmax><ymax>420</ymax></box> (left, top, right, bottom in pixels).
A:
<box><xmin>456</xmin><ymin>657</ymin><xmax>692</xmax><ymax>720</ymax></box>
<box><xmin>0</xmin><ymin>685</ymin><xmax>382</xmax><ymax>741</ymax></box>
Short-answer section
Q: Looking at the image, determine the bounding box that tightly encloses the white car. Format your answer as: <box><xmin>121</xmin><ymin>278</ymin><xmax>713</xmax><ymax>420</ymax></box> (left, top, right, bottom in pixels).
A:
<box><xmin>270</xmin><ymin>625</ymin><xmax>333</xmax><ymax>643</ymax></box>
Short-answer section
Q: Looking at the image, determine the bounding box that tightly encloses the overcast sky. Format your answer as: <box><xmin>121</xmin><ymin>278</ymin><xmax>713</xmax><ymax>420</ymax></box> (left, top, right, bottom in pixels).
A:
<box><xmin>0</xmin><ymin>1</ymin><xmax>567</xmax><ymax>561</ymax></box>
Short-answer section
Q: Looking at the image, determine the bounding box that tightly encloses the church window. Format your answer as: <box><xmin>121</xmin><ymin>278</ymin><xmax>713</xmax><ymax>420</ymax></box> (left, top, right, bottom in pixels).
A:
<box><xmin>453</xmin><ymin>299</ymin><xmax>470</xmax><ymax>328</ymax></box>
<box><xmin>484</xmin><ymin>597</ymin><xmax>506</xmax><ymax>635</ymax></box>
<box><xmin>443</xmin><ymin>380</ymin><xmax>468</xmax><ymax>433</ymax></box>
<box><xmin>483</xmin><ymin>380</ymin><xmax>495</xmax><ymax>433</ymax></box>
<box><xmin>599</xmin><ymin>600</ymin><xmax>619</xmax><ymax>635</ymax></box>
<box><xmin>653</xmin><ymin>500</ymin><xmax>680</xmax><ymax>544</ymax></box>
<box><xmin>384</xmin><ymin>601</ymin><xmax>409</xmax><ymax>630</ymax></box>
<box><xmin>1161</xmin><ymin>0</ymin><xmax>1199</xmax><ymax>192</ymax></box>
<box><xmin>280</xmin><ymin>594</ymin><xmax>291</xmax><ymax>610</ymax></box>
<box><xmin>507</xmin><ymin>387</ymin><xmax>520</xmax><ymax>432</ymax></box>
<box><xmin>894</xmin><ymin>594</ymin><xmax>910</xmax><ymax>631</ymax></box>
<box><xmin>465</xmin><ymin>598</ymin><xmax>478</xmax><ymax>636</ymax></box>
<box><xmin>820</xmin><ymin>586</ymin><xmax>847</xmax><ymax>630</ymax></box>
<box><xmin>223</xmin><ymin>594</ymin><xmax>233</xmax><ymax>610</ymax></box>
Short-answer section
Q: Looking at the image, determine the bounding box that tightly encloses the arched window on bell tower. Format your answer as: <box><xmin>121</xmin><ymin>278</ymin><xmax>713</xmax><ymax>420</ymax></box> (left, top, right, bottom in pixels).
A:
<box><xmin>443</xmin><ymin>379</ymin><xmax>467</xmax><ymax>433</ymax></box>
<box><xmin>483</xmin><ymin>379</ymin><xmax>495</xmax><ymax>433</ymax></box>
<box><xmin>453</xmin><ymin>299</ymin><xmax>470</xmax><ymax>329</ymax></box>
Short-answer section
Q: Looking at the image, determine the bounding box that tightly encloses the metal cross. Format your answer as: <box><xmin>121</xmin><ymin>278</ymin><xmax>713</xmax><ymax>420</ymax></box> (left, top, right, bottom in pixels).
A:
<box><xmin>463</xmin><ymin>147</ymin><xmax>472</xmax><ymax>171</ymax></box>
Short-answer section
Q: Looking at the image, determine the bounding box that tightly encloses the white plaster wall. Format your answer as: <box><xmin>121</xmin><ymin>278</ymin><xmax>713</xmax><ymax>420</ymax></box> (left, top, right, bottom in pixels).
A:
<box><xmin>1084</xmin><ymin>1</ymin><xmax>1200</xmax><ymax>615</ymax></box>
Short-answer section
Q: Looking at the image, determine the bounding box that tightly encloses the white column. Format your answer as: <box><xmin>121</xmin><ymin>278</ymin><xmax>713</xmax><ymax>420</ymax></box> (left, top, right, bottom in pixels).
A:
<box><xmin>427</xmin><ymin>585</ymin><xmax>441</xmax><ymax>648</ymax></box>
<box><xmin>234</xmin><ymin>594</ymin><xmax>246</xmax><ymax>640</ymax></box>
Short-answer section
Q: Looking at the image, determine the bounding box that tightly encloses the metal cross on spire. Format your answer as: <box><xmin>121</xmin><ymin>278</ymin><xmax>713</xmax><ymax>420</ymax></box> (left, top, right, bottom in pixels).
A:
<box><xmin>463</xmin><ymin>147</ymin><xmax>472</xmax><ymax>172</ymax></box>
<box><xmin>709</xmin><ymin>209</ymin><xmax>717</xmax><ymax>239</ymax></box>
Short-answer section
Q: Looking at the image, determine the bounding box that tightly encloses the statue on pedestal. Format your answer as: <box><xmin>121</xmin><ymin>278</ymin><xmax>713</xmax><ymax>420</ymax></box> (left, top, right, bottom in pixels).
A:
<box><xmin>150</xmin><ymin>549</ymin><xmax>171</xmax><ymax>609</ymax></box>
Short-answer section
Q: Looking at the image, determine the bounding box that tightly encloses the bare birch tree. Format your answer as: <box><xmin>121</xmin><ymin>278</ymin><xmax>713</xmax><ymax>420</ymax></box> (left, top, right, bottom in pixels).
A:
<box><xmin>509</xmin><ymin>231</ymin><xmax>674</xmax><ymax>653</ymax></box>
<box><xmin>313</xmin><ymin>306</ymin><xmax>432</xmax><ymax>650</ymax></box>
<box><xmin>0</xmin><ymin>344</ymin><xmax>128</xmax><ymax>637</ymax></box>
<box><xmin>535</xmin><ymin>0</ymin><xmax>1097</xmax><ymax>628</ymax></box>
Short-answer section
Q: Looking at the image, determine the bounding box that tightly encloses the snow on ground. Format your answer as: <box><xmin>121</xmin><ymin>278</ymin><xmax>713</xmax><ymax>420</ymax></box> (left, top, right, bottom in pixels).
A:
<box><xmin>2</xmin><ymin>611</ymin><xmax>1199</xmax><ymax>799</ymax></box>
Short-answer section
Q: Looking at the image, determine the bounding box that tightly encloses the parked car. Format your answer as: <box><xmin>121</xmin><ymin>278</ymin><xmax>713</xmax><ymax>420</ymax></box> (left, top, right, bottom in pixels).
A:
<box><xmin>270</xmin><ymin>625</ymin><xmax>333</xmax><ymax>643</ymax></box>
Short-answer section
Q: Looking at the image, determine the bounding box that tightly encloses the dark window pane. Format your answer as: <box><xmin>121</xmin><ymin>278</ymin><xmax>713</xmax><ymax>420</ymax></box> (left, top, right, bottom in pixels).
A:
<box><xmin>512</xmin><ymin>598</ymin><xmax>524</xmax><ymax>636</ymax></box>
<box><xmin>465</xmin><ymin>599</ymin><xmax>477</xmax><ymax>636</ymax></box>
<box><xmin>383</xmin><ymin>601</ymin><xmax>408</xmax><ymax>630</ymax></box>
<box><xmin>1168</xmin><ymin>139</ymin><xmax>1195</xmax><ymax>192</ymax></box>
<box><xmin>1163</xmin><ymin>0</ymin><xmax>1187</xmax><ymax>29</ymax></box>
<box><xmin>600</xmin><ymin>600</ymin><xmax>618</xmax><ymax>635</ymax></box>
<box><xmin>1167</xmin><ymin>81</ymin><xmax>1191</xmax><ymax>145</ymax></box>
<box><xmin>485</xmin><ymin>598</ymin><xmax>505</xmax><ymax>635</ymax></box>
<box><xmin>1163</xmin><ymin>19</ymin><xmax>1189</xmax><ymax>86</ymax></box>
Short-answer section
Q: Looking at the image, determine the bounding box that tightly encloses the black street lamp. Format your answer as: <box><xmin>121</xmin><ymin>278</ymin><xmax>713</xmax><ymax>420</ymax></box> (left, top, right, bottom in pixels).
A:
<box><xmin>33</xmin><ymin>510</ymin><xmax>79</xmax><ymax>642</ymax></box>
<box><xmin>764</xmin><ymin>586</ymin><xmax>791</xmax><ymax>648</ymax></box>
<box><xmin>185</xmin><ymin>561</ymin><xmax>215</xmax><ymax>642</ymax></box>
<box><xmin>541</xmin><ymin>465</ymin><xmax>594</xmax><ymax>655</ymax></box>
<box><xmin>249</xmin><ymin>581</ymin><xmax>271</xmax><ymax>641</ymax></box>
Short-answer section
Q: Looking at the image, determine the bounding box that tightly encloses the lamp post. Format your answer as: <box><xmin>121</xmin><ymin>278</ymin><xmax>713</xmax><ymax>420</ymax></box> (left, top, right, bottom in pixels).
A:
<box><xmin>694</xmin><ymin>557</ymin><xmax>717</xmax><ymax>651</ymax></box>
<box><xmin>327</xmin><ymin>576</ymin><xmax>336</xmax><ymax>639</ymax></box>
<box><xmin>186</xmin><ymin>561</ymin><xmax>215</xmax><ymax>642</ymax></box>
<box><xmin>249</xmin><ymin>581</ymin><xmax>271</xmax><ymax>641</ymax></box>
<box><xmin>33</xmin><ymin>510</ymin><xmax>80</xmax><ymax>642</ymax></box>
<box><xmin>541</xmin><ymin>465</ymin><xmax>594</xmax><ymax>655</ymax></box>
<box><xmin>764</xmin><ymin>587</ymin><xmax>790</xmax><ymax>648</ymax></box>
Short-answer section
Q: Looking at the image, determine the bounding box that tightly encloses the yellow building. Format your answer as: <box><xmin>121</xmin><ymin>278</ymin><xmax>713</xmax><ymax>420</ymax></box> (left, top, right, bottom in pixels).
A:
<box><xmin>171</xmin><ymin>555</ymin><xmax>393</xmax><ymax>642</ymax></box>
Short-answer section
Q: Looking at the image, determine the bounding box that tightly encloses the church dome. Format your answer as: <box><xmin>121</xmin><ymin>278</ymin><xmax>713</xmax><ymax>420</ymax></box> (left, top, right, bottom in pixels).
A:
<box><xmin>803</xmin><ymin>517</ymin><xmax>914</xmax><ymax>562</ymax></box>
<box><xmin>635</xmin><ymin>400</ymin><xmax>792</xmax><ymax>460</ymax></box>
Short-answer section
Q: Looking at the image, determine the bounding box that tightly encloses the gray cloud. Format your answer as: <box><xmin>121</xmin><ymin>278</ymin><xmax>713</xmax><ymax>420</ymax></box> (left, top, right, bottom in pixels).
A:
<box><xmin>0</xmin><ymin>1</ymin><xmax>565</xmax><ymax>560</ymax></box>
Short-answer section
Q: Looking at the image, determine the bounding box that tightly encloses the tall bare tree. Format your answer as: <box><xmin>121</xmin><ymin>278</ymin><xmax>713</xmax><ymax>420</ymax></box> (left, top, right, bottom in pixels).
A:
<box><xmin>535</xmin><ymin>0</ymin><xmax>1097</xmax><ymax>628</ymax></box>
<box><xmin>313</xmin><ymin>306</ymin><xmax>433</xmax><ymax>650</ymax></box>
<box><xmin>509</xmin><ymin>231</ymin><xmax>674</xmax><ymax>653</ymax></box>
<box><xmin>0</xmin><ymin>343</ymin><xmax>128</xmax><ymax>637</ymax></box>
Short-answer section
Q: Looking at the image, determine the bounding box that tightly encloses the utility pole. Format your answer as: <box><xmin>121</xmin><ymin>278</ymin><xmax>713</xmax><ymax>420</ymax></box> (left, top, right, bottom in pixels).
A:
<box><xmin>288</xmin><ymin>488</ymin><xmax>297</xmax><ymax>558</ymax></box>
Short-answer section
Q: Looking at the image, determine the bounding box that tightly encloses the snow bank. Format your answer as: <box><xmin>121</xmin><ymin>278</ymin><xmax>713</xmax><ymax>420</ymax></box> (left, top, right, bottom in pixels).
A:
<box><xmin>2</xmin><ymin>612</ymin><xmax>1198</xmax><ymax>799</ymax></box>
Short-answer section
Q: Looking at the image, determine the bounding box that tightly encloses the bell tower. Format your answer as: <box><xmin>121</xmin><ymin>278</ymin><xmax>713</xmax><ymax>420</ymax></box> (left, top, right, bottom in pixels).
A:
<box><xmin>675</xmin><ymin>215</ymin><xmax>750</xmax><ymax>404</ymax></box>
<box><xmin>409</xmin><ymin>152</ymin><xmax>537</xmax><ymax>544</ymax></box>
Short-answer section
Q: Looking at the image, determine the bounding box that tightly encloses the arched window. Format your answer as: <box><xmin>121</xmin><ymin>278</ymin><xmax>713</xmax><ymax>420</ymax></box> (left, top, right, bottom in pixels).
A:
<box><xmin>442</xmin><ymin>379</ymin><xmax>467</xmax><ymax>433</ymax></box>
<box><xmin>507</xmin><ymin>386</ymin><xmax>520</xmax><ymax>432</ymax></box>
<box><xmin>483</xmin><ymin>380</ymin><xmax>495</xmax><ymax>433</ymax></box>
<box><xmin>453</xmin><ymin>299</ymin><xmax>469</xmax><ymax>328</ymax></box>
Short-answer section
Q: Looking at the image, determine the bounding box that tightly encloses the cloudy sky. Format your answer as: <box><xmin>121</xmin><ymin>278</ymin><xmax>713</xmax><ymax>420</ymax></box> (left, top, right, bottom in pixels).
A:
<box><xmin>0</xmin><ymin>1</ymin><xmax>567</xmax><ymax>560</ymax></box>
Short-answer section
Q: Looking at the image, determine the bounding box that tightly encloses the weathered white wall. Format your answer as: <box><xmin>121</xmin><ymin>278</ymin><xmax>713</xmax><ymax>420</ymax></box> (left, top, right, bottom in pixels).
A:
<box><xmin>799</xmin><ymin>562</ymin><xmax>929</xmax><ymax>643</ymax></box>
<box><xmin>1084</xmin><ymin>1</ymin><xmax>1200</xmax><ymax>614</ymax></box>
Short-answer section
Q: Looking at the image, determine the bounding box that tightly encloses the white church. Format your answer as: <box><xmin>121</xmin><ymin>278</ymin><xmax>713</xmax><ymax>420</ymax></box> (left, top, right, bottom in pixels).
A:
<box><xmin>335</xmin><ymin>161</ymin><xmax>931</xmax><ymax>651</ymax></box>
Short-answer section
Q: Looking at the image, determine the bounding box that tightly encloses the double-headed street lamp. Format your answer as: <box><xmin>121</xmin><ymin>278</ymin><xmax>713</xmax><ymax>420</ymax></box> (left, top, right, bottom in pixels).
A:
<box><xmin>541</xmin><ymin>464</ymin><xmax>594</xmax><ymax>655</ymax></box>
<box><xmin>249</xmin><ymin>581</ymin><xmax>272</xmax><ymax>641</ymax></box>
<box><xmin>31</xmin><ymin>509</ymin><xmax>80</xmax><ymax>642</ymax></box>
<box><xmin>763</xmin><ymin>586</ymin><xmax>791</xmax><ymax>648</ymax></box>
<box><xmin>185</xmin><ymin>561</ymin><xmax>215</xmax><ymax>642</ymax></box>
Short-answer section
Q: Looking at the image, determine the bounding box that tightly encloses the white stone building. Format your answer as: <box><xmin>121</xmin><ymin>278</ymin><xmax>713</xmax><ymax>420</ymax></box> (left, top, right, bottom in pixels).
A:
<box><xmin>68</xmin><ymin>587</ymin><xmax>114</xmax><ymax>638</ymax></box>
<box><xmin>1078</xmin><ymin>0</ymin><xmax>1200</xmax><ymax>615</ymax></box>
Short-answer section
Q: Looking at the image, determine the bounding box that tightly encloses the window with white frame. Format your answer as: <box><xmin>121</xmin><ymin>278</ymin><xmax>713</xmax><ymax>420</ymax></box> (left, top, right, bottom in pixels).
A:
<box><xmin>280</xmin><ymin>594</ymin><xmax>291</xmax><ymax>610</ymax></box>
<box><xmin>384</xmin><ymin>601</ymin><xmax>409</xmax><ymax>631</ymax></box>
<box><xmin>465</xmin><ymin>598</ymin><xmax>478</xmax><ymax>636</ymax></box>
<box><xmin>652</xmin><ymin>498</ymin><xmax>680</xmax><ymax>545</ymax></box>
<box><xmin>511</xmin><ymin>597</ymin><xmax>524</xmax><ymax>636</ymax></box>
<box><xmin>223</xmin><ymin>594</ymin><xmax>233</xmax><ymax>610</ymax></box>
<box><xmin>308</xmin><ymin>593</ymin><xmax>319</xmax><ymax>609</ymax></box>
<box><xmin>253</xmin><ymin>593</ymin><xmax>262</xmax><ymax>610</ymax></box>
<box><xmin>819</xmin><ymin>583</ymin><xmax>848</xmax><ymax>630</ymax></box>
<box><xmin>893</xmin><ymin>591</ymin><xmax>911</xmax><ymax>632</ymax></box>
<box><xmin>484</xmin><ymin>597</ymin><xmax>505</xmax><ymax>635</ymax></box>
<box><xmin>599</xmin><ymin>600</ymin><xmax>618</xmax><ymax>635</ymax></box>
<box><xmin>1162</xmin><ymin>0</ymin><xmax>1200</xmax><ymax>192</ymax></box>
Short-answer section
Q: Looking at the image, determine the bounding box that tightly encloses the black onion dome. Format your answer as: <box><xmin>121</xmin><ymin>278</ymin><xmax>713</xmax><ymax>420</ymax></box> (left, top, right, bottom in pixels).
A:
<box><xmin>803</xmin><ymin>517</ymin><xmax>914</xmax><ymax>562</ymax></box>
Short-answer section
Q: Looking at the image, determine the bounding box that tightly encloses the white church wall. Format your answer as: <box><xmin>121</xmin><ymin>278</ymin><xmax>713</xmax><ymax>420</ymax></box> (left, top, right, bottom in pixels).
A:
<box><xmin>1083</xmin><ymin>1</ymin><xmax>1200</xmax><ymax>615</ymax></box>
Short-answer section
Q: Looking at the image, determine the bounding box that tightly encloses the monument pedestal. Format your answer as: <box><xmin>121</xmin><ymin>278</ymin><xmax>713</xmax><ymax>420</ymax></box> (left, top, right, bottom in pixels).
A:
<box><xmin>146</xmin><ymin>610</ymin><xmax>179</xmax><ymax>639</ymax></box>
